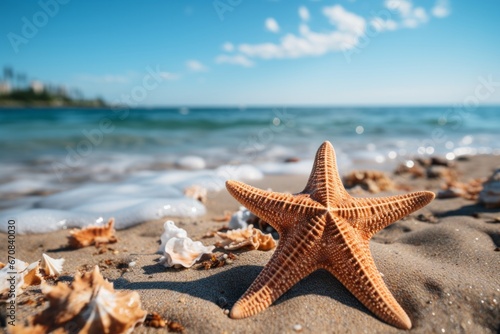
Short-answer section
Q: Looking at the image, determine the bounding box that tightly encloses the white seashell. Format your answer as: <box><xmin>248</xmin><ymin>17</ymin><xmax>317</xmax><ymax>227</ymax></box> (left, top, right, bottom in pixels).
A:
<box><xmin>229</xmin><ymin>206</ymin><xmax>252</xmax><ymax>229</ymax></box>
<box><xmin>0</xmin><ymin>259</ymin><xmax>29</xmax><ymax>300</ymax></box>
<box><xmin>158</xmin><ymin>220</ymin><xmax>188</xmax><ymax>254</ymax></box>
<box><xmin>158</xmin><ymin>221</ymin><xmax>214</xmax><ymax>268</ymax></box>
<box><xmin>160</xmin><ymin>237</ymin><xmax>215</xmax><ymax>268</ymax></box>
<box><xmin>40</xmin><ymin>253</ymin><xmax>64</xmax><ymax>277</ymax></box>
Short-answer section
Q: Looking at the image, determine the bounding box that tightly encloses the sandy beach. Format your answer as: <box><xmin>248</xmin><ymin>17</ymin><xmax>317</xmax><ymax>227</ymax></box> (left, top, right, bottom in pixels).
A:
<box><xmin>1</xmin><ymin>154</ymin><xmax>499</xmax><ymax>333</ymax></box>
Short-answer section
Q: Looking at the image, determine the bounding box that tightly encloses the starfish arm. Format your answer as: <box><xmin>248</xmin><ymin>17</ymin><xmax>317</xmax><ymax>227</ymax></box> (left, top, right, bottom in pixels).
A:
<box><xmin>339</xmin><ymin>191</ymin><xmax>435</xmax><ymax>239</ymax></box>
<box><xmin>301</xmin><ymin>141</ymin><xmax>350</xmax><ymax>205</ymax></box>
<box><xmin>322</xmin><ymin>233</ymin><xmax>411</xmax><ymax>330</ymax></box>
<box><xmin>230</xmin><ymin>215</ymin><xmax>327</xmax><ymax>319</ymax></box>
<box><xmin>226</xmin><ymin>180</ymin><xmax>324</xmax><ymax>233</ymax></box>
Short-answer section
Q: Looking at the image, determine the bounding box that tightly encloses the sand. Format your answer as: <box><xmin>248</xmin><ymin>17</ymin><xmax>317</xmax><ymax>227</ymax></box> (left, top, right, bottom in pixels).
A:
<box><xmin>1</xmin><ymin>156</ymin><xmax>499</xmax><ymax>333</ymax></box>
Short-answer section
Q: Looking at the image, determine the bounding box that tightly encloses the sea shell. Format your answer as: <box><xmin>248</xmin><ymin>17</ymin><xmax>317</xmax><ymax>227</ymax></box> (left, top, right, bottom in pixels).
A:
<box><xmin>0</xmin><ymin>259</ymin><xmax>29</xmax><ymax>300</ymax></box>
<box><xmin>68</xmin><ymin>217</ymin><xmax>117</xmax><ymax>248</ymax></box>
<box><xmin>217</xmin><ymin>224</ymin><xmax>276</xmax><ymax>251</ymax></box>
<box><xmin>158</xmin><ymin>221</ymin><xmax>214</xmax><ymax>268</ymax></box>
<box><xmin>160</xmin><ymin>237</ymin><xmax>215</xmax><ymax>269</ymax></box>
<box><xmin>11</xmin><ymin>266</ymin><xmax>146</xmax><ymax>334</ymax></box>
<box><xmin>22</xmin><ymin>261</ymin><xmax>43</xmax><ymax>287</ymax></box>
<box><xmin>438</xmin><ymin>178</ymin><xmax>484</xmax><ymax>200</ymax></box>
<box><xmin>479</xmin><ymin>169</ymin><xmax>500</xmax><ymax>208</ymax></box>
<box><xmin>344</xmin><ymin>170</ymin><xmax>395</xmax><ymax>193</ymax></box>
<box><xmin>184</xmin><ymin>185</ymin><xmax>208</xmax><ymax>203</ymax></box>
<box><xmin>158</xmin><ymin>220</ymin><xmax>188</xmax><ymax>254</ymax></box>
<box><xmin>228</xmin><ymin>206</ymin><xmax>253</xmax><ymax>229</ymax></box>
<box><xmin>40</xmin><ymin>253</ymin><xmax>65</xmax><ymax>277</ymax></box>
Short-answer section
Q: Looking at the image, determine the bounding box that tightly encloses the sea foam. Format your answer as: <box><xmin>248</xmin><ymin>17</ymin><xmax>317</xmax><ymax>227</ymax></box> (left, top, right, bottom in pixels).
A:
<box><xmin>0</xmin><ymin>164</ymin><xmax>263</xmax><ymax>234</ymax></box>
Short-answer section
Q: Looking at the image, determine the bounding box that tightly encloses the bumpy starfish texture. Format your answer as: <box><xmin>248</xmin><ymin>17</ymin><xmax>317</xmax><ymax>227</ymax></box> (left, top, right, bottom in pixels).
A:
<box><xmin>226</xmin><ymin>141</ymin><xmax>435</xmax><ymax>329</ymax></box>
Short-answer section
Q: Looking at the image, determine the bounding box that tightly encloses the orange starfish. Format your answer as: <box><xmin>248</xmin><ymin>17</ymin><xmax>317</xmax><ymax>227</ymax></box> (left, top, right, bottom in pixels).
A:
<box><xmin>226</xmin><ymin>141</ymin><xmax>435</xmax><ymax>329</ymax></box>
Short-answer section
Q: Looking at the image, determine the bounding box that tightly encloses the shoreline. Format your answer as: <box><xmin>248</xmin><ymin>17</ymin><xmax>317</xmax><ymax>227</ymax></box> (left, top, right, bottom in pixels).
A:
<box><xmin>1</xmin><ymin>154</ymin><xmax>499</xmax><ymax>332</ymax></box>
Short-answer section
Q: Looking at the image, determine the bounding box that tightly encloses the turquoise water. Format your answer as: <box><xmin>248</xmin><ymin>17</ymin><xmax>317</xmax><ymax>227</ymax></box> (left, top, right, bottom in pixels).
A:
<box><xmin>2</xmin><ymin>106</ymin><xmax>499</xmax><ymax>233</ymax></box>
<box><xmin>1</xmin><ymin>106</ymin><xmax>499</xmax><ymax>167</ymax></box>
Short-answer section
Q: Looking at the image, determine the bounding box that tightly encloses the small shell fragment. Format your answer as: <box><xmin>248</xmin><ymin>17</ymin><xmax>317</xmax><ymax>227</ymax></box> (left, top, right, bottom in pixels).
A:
<box><xmin>40</xmin><ymin>253</ymin><xmax>65</xmax><ymax>277</ymax></box>
<box><xmin>344</xmin><ymin>170</ymin><xmax>395</xmax><ymax>193</ymax></box>
<box><xmin>217</xmin><ymin>224</ymin><xmax>276</xmax><ymax>251</ymax></box>
<box><xmin>22</xmin><ymin>261</ymin><xmax>43</xmax><ymax>287</ymax></box>
<box><xmin>184</xmin><ymin>185</ymin><xmax>208</xmax><ymax>203</ymax></box>
<box><xmin>67</xmin><ymin>218</ymin><xmax>117</xmax><ymax>248</ymax></box>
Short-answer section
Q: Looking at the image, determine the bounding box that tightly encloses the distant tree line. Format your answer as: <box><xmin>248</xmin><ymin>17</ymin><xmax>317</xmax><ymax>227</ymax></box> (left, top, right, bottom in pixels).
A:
<box><xmin>0</xmin><ymin>65</ymin><xmax>106</xmax><ymax>107</ymax></box>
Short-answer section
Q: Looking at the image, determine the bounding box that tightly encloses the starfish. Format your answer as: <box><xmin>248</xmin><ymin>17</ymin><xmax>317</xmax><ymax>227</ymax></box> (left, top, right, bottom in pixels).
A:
<box><xmin>226</xmin><ymin>141</ymin><xmax>435</xmax><ymax>329</ymax></box>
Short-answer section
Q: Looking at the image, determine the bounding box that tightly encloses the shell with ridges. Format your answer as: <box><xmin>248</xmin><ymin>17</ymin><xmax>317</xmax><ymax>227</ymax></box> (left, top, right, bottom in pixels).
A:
<box><xmin>67</xmin><ymin>217</ymin><xmax>117</xmax><ymax>248</ymax></box>
<box><xmin>217</xmin><ymin>224</ymin><xmax>276</xmax><ymax>251</ymax></box>
<box><xmin>40</xmin><ymin>253</ymin><xmax>65</xmax><ymax>277</ymax></box>
<box><xmin>10</xmin><ymin>265</ymin><xmax>146</xmax><ymax>334</ymax></box>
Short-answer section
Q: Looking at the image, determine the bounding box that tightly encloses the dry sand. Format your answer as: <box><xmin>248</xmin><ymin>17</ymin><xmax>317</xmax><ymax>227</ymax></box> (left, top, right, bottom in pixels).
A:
<box><xmin>1</xmin><ymin>156</ymin><xmax>499</xmax><ymax>333</ymax></box>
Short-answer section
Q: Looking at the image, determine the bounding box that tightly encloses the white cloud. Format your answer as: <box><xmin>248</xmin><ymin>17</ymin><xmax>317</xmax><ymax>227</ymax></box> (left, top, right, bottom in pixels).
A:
<box><xmin>432</xmin><ymin>0</ymin><xmax>450</xmax><ymax>18</ymax></box>
<box><xmin>385</xmin><ymin>0</ymin><xmax>428</xmax><ymax>28</ymax></box>
<box><xmin>265</xmin><ymin>18</ymin><xmax>280</xmax><ymax>33</ymax></box>
<box><xmin>214</xmin><ymin>1</ymin><xmax>439</xmax><ymax>67</ymax></box>
<box><xmin>371</xmin><ymin>17</ymin><xmax>398</xmax><ymax>32</ymax></box>
<box><xmin>215</xmin><ymin>54</ymin><xmax>254</xmax><ymax>67</ymax></box>
<box><xmin>159</xmin><ymin>72</ymin><xmax>180</xmax><ymax>80</ymax></box>
<box><xmin>231</xmin><ymin>5</ymin><xmax>363</xmax><ymax>60</ymax></box>
<box><xmin>323</xmin><ymin>5</ymin><xmax>366</xmax><ymax>36</ymax></box>
<box><xmin>223</xmin><ymin>42</ymin><xmax>234</xmax><ymax>52</ymax></box>
<box><xmin>299</xmin><ymin>6</ymin><xmax>310</xmax><ymax>21</ymax></box>
<box><xmin>186</xmin><ymin>59</ymin><xmax>209</xmax><ymax>72</ymax></box>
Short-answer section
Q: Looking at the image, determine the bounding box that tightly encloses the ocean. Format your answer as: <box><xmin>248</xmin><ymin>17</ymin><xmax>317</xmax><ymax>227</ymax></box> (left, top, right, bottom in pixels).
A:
<box><xmin>1</xmin><ymin>106</ymin><xmax>499</xmax><ymax>233</ymax></box>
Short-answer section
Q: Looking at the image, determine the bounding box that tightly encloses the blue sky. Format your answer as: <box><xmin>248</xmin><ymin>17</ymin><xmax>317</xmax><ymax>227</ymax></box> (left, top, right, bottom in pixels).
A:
<box><xmin>1</xmin><ymin>0</ymin><xmax>499</xmax><ymax>106</ymax></box>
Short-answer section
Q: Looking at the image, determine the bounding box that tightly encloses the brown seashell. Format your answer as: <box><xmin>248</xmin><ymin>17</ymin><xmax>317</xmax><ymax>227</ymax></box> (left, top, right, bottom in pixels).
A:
<box><xmin>0</xmin><ymin>262</ymin><xmax>5</xmax><ymax>269</ymax></box>
<box><xmin>439</xmin><ymin>178</ymin><xmax>485</xmax><ymax>200</ymax></box>
<box><xmin>67</xmin><ymin>218</ymin><xmax>117</xmax><ymax>249</ymax></box>
<box><xmin>184</xmin><ymin>185</ymin><xmax>208</xmax><ymax>203</ymax></box>
<box><xmin>217</xmin><ymin>225</ymin><xmax>276</xmax><ymax>251</ymax></box>
<box><xmin>23</xmin><ymin>261</ymin><xmax>43</xmax><ymax>287</ymax></box>
<box><xmin>11</xmin><ymin>266</ymin><xmax>146</xmax><ymax>334</ymax></box>
<box><xmin>344</xmin><ymin>170</ymin><xmax>395</xmax><ymax>193</ymax></box>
